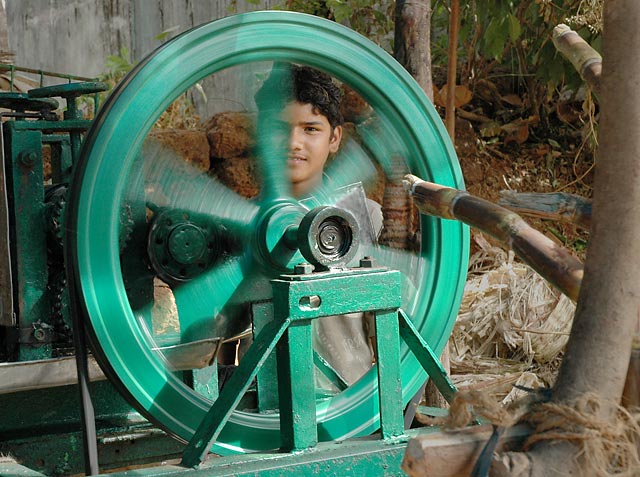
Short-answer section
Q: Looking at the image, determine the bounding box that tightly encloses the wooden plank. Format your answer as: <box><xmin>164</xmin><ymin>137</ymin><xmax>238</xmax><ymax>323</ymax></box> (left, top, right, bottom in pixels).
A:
<box><xmin>401</xmin><ymin>424</ymin><xmax>531</xmax><ymax>477</ymax></box>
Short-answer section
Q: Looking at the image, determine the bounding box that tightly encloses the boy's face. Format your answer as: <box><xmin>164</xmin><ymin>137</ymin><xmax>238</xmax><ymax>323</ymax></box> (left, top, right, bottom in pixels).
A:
<box><xmin>278</xmin><ymin>101</ymin><xmax>342</xmax><ymax>198</ymax></box>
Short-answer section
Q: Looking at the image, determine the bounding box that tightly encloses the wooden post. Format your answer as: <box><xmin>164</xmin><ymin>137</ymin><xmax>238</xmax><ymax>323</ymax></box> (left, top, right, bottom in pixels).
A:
<box><xmin>402</xmin><ymin>424</ymin><xmax>531</xmax><ymax>477</ymax></box>
<box><xmin>404</xmin><ymin>175</ymin><xmax>583</xmax><ymax>301</ymax></box>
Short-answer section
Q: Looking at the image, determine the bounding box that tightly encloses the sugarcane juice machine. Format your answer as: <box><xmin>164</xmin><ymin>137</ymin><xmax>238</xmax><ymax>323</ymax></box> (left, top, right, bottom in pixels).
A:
<box><xmin>0</xmin><ymin>11</ymin><xmax>469</xmax><ymax>477</ymax></box>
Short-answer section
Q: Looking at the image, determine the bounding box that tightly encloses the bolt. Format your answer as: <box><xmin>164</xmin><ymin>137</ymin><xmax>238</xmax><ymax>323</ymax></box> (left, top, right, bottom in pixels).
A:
<box><xmin>359</xmin><ymin>256</ymin><xmax>376</xmax><ymax>268</ymax></box>
<box><xmin>294</xmin><ymin>262</ymin><xmax>314</xmax><ymax>275</ymax></box>
<box><xmin>33</xmin><ymin>328</ymin><xmax>47</xmax><ymax>341</ymax></box>
<box><xmin>19</xmin><ymin>151</ymin><xmax>38</xmax><ymax>168</ymax></box>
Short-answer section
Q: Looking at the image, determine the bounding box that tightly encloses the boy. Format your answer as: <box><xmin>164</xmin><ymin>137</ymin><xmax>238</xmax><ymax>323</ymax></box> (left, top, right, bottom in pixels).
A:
<box><xmin>254</xmin><ymin>64</ymin><xmax>381</xmax><ymax>387</ymax></box>
<box><xmin>254</xmin><ymin>63</ymin><xmax>343</xmax><ymax>198</ymax></box>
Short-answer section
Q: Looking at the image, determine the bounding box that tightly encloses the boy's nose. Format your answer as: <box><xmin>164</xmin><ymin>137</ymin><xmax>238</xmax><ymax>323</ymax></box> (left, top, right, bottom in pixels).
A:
<box><xmin>289</xmin><ymin>128</ymin><xmax>303</xmax><ymax>150</ymax></box>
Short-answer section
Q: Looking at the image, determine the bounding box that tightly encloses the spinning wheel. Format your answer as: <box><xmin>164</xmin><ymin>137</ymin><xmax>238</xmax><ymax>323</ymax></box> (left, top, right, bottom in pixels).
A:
<box><xmin>67</xmin><ymin>11</ymin><xmax>469</xmax><ymax>455</ymax></box>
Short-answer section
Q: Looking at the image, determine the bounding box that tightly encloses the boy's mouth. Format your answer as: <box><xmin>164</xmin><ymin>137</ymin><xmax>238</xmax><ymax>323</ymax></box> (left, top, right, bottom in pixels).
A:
<box><xmin>287</xmin><ymin>155</ymin><xmax>307</xmax><ymax>164</ymax></box>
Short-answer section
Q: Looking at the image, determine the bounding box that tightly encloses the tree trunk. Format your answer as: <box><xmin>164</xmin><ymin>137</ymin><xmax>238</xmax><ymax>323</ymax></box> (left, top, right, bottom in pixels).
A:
<box><xmin>500</xmin><ymin>2</ymin><xmax>640</xmax><ymax>475</ymax></box>
<box><xmin>445</xmin><ymin>0</ymin><xmax>460</xmax><ymax>140</ymax></box>
<box><xmin>394</xmin><ymin>0</ymin><xmax>433</xmax><ymax>101</ymax></box>
<box><xmin>394</xmin><ymin>0</ymin><xmax>448</xmax><ymax>412</ymax></box>
<box><xmin>551</xmin><ymin>0</ymin><xmax>640</xmax><ymax>419</ymax></box>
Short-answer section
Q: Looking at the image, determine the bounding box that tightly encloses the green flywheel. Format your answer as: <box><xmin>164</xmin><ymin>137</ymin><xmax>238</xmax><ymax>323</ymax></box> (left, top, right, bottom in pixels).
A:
<box><xmin>68</xmin><ymin>11</ymin><xmax>469</xmax><ymax>455</ymax></box>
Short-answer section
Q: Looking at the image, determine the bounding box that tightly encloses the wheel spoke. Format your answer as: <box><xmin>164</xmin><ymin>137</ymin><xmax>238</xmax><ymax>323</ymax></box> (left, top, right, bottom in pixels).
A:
<box><xmin>140</xmin><ymin>138</ymin><xmax>259</xmax><ymax>233</ymax></box>
<box><xmin>171</xmin><ymin>255</ymin><xmax>248</xmax><ymax>343</ymax></box>
<box><xmin>316</xmin><ymin>138</ymin><xmax>380</xmax><ymax>200</ymax></box>
<box><xmin>253</xmin><ymin>63</ymin><xmax>294</xmax><ymax>202</ymax></box>
<box><xmin>353</xmin><ymin>115</ymin><xmax>409</xmax><ymax>176</ymax></box>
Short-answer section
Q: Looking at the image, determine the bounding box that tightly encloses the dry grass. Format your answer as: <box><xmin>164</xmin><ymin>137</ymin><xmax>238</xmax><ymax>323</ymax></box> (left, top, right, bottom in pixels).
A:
<box><xmin>449</xmin><ymin>231</ymin><xmax>575</xmax><ymax>400</ymax></box>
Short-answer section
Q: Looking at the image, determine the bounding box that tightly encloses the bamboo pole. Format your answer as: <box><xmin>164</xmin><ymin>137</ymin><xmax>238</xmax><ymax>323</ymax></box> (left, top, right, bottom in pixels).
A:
<box><xmin>402</xmin><ymin>424</ymin><xmax>531</xmax><ymax>477</ymax></box>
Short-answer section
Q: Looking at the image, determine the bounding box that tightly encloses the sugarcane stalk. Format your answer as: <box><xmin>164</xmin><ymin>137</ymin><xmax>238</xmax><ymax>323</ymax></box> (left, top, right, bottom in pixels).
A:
<box><xmin>498</xmin><ymin>190</ymin><xmax>592</xmax><ymax>229</ymax></box>
<box><xmin>404</xmin><ymin>174</ymin><xmax>583</xmax><ymax>301</ymax></box>
<box><xmin>552</xmin><ymin>24</ymin><xmax>601</xmax><ymax>95</ymax></box>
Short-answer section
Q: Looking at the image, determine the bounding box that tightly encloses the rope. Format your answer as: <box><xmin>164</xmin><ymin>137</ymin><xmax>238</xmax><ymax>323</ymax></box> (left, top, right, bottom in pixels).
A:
<box><xmin>420</xmin><ymin>389</ymin><xmax>640</xmax><ymax>476</ymax></box>
<box><xmin>522</xmin><ymin>394</ymin><xmax>640</xmax><ymax>476</ymax></box>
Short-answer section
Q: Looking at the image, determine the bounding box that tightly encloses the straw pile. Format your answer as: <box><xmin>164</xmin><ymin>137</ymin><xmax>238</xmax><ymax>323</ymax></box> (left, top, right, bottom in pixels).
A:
<box><xmin>449</xmin><ymin>232</ymin><xmax>576</xmax><ymax>400</ymax></box>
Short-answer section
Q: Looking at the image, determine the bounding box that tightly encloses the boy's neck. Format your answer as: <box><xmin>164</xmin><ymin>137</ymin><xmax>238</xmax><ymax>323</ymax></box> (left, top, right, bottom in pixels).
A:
<box><xmin>292</xmin><ymin>175</ymin><xmax>324</xmax><ymax>199</ymax></box>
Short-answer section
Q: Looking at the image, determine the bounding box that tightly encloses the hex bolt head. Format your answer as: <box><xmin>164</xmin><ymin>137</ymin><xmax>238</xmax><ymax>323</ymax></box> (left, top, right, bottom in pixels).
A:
<box><xmin>359</xmin><ymin>256</ymin><xmax>376</xmax><ymax>268</ymax></box>
<box><xmin>294</xmin><ymin>262</ymin><xmax>314</xmax><ymax>275</ymax></box>
<box><xmin>19</xmin><ymin>151</ymin><xmax>37</xmax><ymax>168</ymax></box>
<box><xmin>33</xmin><ymin>328</ymin><xmax>46</xmax><ymax>341</ymax></box>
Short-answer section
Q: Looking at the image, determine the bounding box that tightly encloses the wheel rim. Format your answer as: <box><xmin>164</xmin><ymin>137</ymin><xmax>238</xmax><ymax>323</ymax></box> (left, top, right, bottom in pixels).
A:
<box><xmin>68</xmin><ymin>11</ymin><xmax>469</xmax><ymax>454</ymax></box>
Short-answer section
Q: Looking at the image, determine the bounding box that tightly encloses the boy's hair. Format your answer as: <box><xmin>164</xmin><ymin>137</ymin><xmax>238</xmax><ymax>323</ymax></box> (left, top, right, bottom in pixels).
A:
<box><xmin>255</xmin><ymin>64</ymin><xmax>344</xmax><ymax>129</ymax></box>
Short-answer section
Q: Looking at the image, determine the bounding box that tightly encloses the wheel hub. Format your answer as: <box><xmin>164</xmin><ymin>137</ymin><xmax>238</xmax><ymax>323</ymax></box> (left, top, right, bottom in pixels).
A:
<box><xmin>148</xmin><ymin>209</ymin><xmax>222</xmax><ymax>283</ymax></box>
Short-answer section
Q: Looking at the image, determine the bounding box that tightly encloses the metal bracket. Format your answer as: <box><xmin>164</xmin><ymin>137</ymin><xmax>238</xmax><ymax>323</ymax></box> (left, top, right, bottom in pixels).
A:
<box><xmin>181</xmin><ymin>267</ymin><xmax>404</xmax><ymax>467</ymax></box>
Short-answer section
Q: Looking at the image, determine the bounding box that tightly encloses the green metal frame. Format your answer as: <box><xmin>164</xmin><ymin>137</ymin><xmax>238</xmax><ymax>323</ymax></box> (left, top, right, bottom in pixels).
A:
<box><xmin>0</xmin><ymin>106</ymin><xmax>94</xmax><ymax>360</ymax></box>
<box><xmin>182</xmin><ymin>268</ymin><xmax>404</xmax><ymax>466</ymax></box>
<box><xmin>68</xmin><ymin>11</ymin><xmax>469</xmax><ymax>455</ymax></box>
<box><xmin>0</xmin><ymin>380</ymin><xmax>185</xmax><ymax>475</ymax></box>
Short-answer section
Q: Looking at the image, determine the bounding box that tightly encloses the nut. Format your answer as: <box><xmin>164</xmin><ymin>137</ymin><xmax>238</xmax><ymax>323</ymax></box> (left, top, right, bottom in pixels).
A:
<box><xmin>359</xmin><ymin>256</ymin><xmax>376</xmax><ymax>268</ymax></box>
<box><xmin>294</xmin><ymin>262</ymin><xmax>314</xmax><ymax>275</ymax></box>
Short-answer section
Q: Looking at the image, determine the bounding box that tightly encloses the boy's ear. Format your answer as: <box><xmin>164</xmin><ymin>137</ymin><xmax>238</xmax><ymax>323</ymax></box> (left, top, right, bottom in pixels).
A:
<box><xmin>329</xmin><ymin>125</ymin><xmax>343</xmax><ymax>153</ymax></box>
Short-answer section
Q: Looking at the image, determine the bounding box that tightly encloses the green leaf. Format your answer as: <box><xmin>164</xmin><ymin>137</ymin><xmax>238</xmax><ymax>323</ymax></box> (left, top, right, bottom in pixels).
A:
<box><xmin>507</xmin><ymin>13</ymin><xmax>521</xmax><ymax>42</ymax></box>
<box><xmin>154</xmin><ymin>25</ymin><xmax>181</xmax><ymax>42</ymax></box>
<box><xmin>330</xmin><ymin>2</ymin><xmax>351</xmax><ymax>24</ymax></box>
<box><xmin>572</xmin><ymin>238</ymin><xmax>588</xmax><ymax>252</ymax></box>
<box><xmin>483</xmin><ymin>18</ymin><xmax>509</xmax><ymax>61</ymax></box>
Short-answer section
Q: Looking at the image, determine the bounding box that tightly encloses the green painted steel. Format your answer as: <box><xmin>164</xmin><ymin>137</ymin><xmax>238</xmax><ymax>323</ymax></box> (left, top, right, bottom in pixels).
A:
<box><xmin>29</xmin><ymin>82</ymin><xmax>109</xmax><ymax>162</ymax></box>
<box><xmin>28</xmin><ymin>82</ymin><xmax>109</xmax><ymax>102</ymax></box>
<box><xmin>0</xmin><ymin>462</ymin><xmax>48</xmax><ymax>477</ymax></box>
<box><xmin>69</xmin><ymin>11</ymin><xmax>469</xmax><ymax>455</ymax></box>
<box><xmin>374</xmin><ymin>310</ymin><xmax>405</xmax><ymax>440</ymax></box>
<box><xmin>182</xmin><ymin>317</ymin><xmax>292</xmax><ymax>467</ymax></box>
<box><xmin>1</xmin><ymin>98</ymin><xmax>96</xmax><ymax>359</ymax></box>
<box><xmin>271</xmin><ymin>269</ymin><xmax>402</xmax><ymax>321</ymax></box>
<box><xmin>0</xmin><ymin>381</ymin><xmax>183</xmax><ymax>476</ymax></box>
<box><xmin>9</xmin><ymin>120</ymin><xmax>93</xmax><ymax>133</ymax></box>
<box><xmin>276</xmin><ymin>321</ymin><xmax>317</xmax><ymax>452</ymax></box>
<box><xmin>109</xmin><ymin>429</ymin><xmax>437</xmax><ymax>477</ymax></box>
<box><xmin>41</xmin><ymin>134</ymin><xmax>72</xmax><ymax>183</ymax></box>
<box><xmin>253</xmin><ymin>301</ymin><xmax>280</xmax><ymax>412</ymax></box>
<box><xmin>3</xmin><ymin>124</ymin><xmax>50</xmax><ymax>361</ymax></box>
<box><xmin>399</xmin><ymin>309</ymin><xmax>458</xmax><ymax>403</ymax></box>
<box><xmin>0</xmin><ymin>92</ymin><xmax>58</xmax><ymax>112</ymax></box>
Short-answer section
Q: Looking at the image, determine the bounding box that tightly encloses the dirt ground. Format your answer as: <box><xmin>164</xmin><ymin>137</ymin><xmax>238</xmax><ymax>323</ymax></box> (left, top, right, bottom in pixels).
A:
<box><xmin>447</xmin><ymin>82</ymin><xmax>595</xmax><ymax>258</ymax></box>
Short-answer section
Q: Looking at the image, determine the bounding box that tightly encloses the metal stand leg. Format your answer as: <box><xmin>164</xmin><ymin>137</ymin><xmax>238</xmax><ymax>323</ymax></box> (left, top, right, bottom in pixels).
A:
<box><xmin>398</xmin><ymin>309</ymin><xmax>457</xmax><ymax>403</ymax></box>
<box><xmin>181</xmin><ymin>317</ymin><xmax>290</xmax><ymax>468</ymax></box>
<box><xmin>375</xmin><ymin>310</ymin><xmax>405</xmax><ymax>439</ymax></box>
<box><xmin>277</xmin><ymin>320</ymin><xmax>317</xmax><ymax>451</ymax></box>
